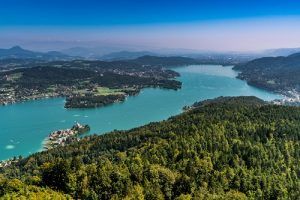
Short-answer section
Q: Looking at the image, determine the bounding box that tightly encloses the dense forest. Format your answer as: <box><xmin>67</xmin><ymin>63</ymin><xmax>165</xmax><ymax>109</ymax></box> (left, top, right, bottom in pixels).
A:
<box><xmin>1</xmin><ymin>96</ymin><xmax>300</xmax><ymax>199</ymax></box>
<box><xmin>65</xmin><ymin>94</ymin><xmax>126</xmax><ymax>109</ymax></box>
<box><xmin>234</xmin><ymin>53</ymin><xmax>300</xmax><ymax>93</ymax></box>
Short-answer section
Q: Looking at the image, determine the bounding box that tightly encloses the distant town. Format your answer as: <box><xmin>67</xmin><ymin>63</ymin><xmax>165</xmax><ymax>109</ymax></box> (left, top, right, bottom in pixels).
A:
<box><xmin>44</xmin><ymin>122</ymin><xmax>90</xmax><ymax>150</ymax></box>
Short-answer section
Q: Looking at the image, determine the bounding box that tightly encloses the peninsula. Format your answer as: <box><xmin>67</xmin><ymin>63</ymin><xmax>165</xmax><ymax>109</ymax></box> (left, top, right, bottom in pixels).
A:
<box><xmin>44</xmin><ymin>123</ymin><xmax>90</xmax><ymax>150</ymax></box>
<box><xmin>233</xmin><ymin>52</ymin><xmax>300</xmax><ymax>105</ymax></box>
<box><xmin>0</xmin><ymin>58</ymin><xmax>183</xmax><ymax>108</ymax></box>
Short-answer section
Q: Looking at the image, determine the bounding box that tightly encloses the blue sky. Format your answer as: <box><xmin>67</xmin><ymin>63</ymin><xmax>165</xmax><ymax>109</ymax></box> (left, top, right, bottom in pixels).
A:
<box><xmin>1</xmin><ymin>0</ymin><xmax>300</xmax><ymax>51</ymax></box>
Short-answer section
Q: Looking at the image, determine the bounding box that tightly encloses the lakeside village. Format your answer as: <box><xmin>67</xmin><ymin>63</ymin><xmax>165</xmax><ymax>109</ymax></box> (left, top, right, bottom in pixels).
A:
<box><xmin>0</xmin><ymin>85</ymin><xmax>72</xmax><ymax>106</ymax></box>
<box><xmin>272</xmin><ymin>89</ymin><xmax>300</xmax><ymax>106</ymax></box>
<box><xmin>0</xmin><ymin>157</ymin><xmax>20</xmax><ymax>168</ymax></box>
<box><xmin>44</xmin><ymin>122</ymin><xmax>90</xmax><ymax>150</ymax></box>
<box><xmin>0</xmin><ymin>122</ymin><xmax>90</xmax><ymax>168</ymax></box>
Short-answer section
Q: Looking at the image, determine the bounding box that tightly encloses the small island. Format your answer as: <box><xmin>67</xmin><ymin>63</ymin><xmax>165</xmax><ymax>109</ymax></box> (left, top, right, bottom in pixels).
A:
<box><xmin>44</xmin><ymin>123</ymin><xmax>90</xmax><ymax>150</ymax></box>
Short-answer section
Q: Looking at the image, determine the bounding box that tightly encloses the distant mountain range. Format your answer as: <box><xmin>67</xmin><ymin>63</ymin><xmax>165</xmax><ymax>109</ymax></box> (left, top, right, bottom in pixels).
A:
<box><xmin>1</xmin><ymin>45</ymin><xmax>300</xmax><ymax>66</ymax></box>
<box><xmin>129</xmin><ymin>55</ymin><xmax>201</xmax><ymax>67</ymax></box>
<box><xmin>100</xmin><ymin>51</ymin><xmax>158</xmax><ymax>61</ymax></box>
<box><xmin>62</xmin><ymin>46</ymin><xmax>300</xmax><ymax>64</ymax></box>
<box><xmin>61</xmin><ymin>47</ymin><xmax>159</xmax><ymax>60</ymax></box>
<box><xmin>263</xmin><ymin>48</ymin><xmax>300</xmax><ymax>57</ymax></box>
<box><xmin>61</xmin><ymin>47</ymin><xmax>102</xmax><ymax>58</ymax></box>
<box><xmin>0</xmin><ymin>46</ymin><xmax>249</xmax><ymax>66</ymax></box>
<box><xmin>0</xmin><ymin>46</ymin><xmax>78</xmax><ymax>60</ymax></box>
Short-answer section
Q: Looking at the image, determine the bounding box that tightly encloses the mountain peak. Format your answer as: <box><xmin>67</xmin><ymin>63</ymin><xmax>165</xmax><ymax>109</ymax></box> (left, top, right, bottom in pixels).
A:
<box><xmin>10</xmin><ymin>46</ymin><xmax>24</xmax><ymax>51</ymax></box>
<box><xmin>0</xmin><ymin>46</ymin><xmax>76</xmax><ymax>60</ymax></box>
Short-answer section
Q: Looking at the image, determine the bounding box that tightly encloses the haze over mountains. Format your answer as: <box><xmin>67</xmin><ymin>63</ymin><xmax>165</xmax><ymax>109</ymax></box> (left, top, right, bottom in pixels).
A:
<box><xmin>1</xmin><ymin>45</ymin><xmax>299</xmax><ymax>97</ymax></box>
<box><xmin>1</xmin><ymin>45</ymin><xmax>300</xmax><ymax>64</ymax></box>
<box><xmin>263</xmin><ymin>48</ymin><xmax>300</xmax><ymax>57</ymax></box>
<box><xmin>0</xmin><ymin>46</ymin><xmax>77</xmax><ymax>61</ymax></box>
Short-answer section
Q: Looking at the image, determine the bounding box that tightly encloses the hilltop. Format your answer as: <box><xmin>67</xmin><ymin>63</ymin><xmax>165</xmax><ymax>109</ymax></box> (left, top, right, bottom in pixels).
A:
<box><xmin>234</xmin><ymin>52</ymin><xmax>300</xmax><ymax>97</ymax></box>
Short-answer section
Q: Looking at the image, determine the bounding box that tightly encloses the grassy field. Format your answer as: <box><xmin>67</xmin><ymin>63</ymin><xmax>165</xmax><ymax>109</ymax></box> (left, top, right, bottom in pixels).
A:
<box><xmin>71</xmin><ymin>86</ymin><xmax>133</xmax><ymax>96</ymax></box>
<box><xmin>46</xmin><ymin>85</ymin><xmax>136</xmax><ymax>97</ymax></box>
<box><xmin>94</xmin><ymin>87</ymin><xmax>125</xmax><ymax>96</ymax></box>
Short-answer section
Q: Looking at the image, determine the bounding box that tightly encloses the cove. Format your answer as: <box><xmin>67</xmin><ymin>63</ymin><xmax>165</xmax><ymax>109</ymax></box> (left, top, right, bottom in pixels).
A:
<box><xmin>0</xmin><ymin>65</ymin><xmax>281</xmax><ymax>160</ymax></box>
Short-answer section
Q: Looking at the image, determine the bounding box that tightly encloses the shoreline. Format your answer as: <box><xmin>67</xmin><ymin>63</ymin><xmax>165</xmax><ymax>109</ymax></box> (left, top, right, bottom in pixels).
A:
<box><xmin>43</xmin><ymin>123</ymin><xmax>90</xmax><ymax>150</ymax></box>
<box><xmin>232</xmin><ymin>69</ymin><xmax>299</xmax><ymax>105</ymax></box>
<box><xmin>0</xmin><ymin>65</ymin><xmax>285</xmax><ymax>161</ymax></box>
<box><xmin>0</xmin><ymin>85</ymin><xmax>181</xmax><ymax>109</ymax></box>
<box><xmin>0</xmin><ymin>92</ymin><xmax>65</xmax><ymax>106</ymax></box>
<box><xmin>242</xmin><ymin>80</ymin><xmax>299</xmax><ymax>105</ymax></box>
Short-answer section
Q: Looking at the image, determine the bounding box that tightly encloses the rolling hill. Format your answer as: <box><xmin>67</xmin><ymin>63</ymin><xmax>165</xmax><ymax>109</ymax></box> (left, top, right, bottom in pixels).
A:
<box><xmin>234</xmin><ymin>52</ymin><xmax>300</xmax><ymax>94</ymax></box>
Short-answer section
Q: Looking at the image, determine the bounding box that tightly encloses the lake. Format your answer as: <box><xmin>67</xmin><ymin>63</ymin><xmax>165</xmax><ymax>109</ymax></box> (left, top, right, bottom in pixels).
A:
<box><xmin>0</xmin><ymin>65</ymin><xmax>281</xmax><ymax>160</ymax></box>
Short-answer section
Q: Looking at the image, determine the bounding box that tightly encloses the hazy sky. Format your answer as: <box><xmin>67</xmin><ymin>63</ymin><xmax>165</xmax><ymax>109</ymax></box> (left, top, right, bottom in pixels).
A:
<box><xmin>1</xmin><ymin>0</ymin><xmax>300</xmax><ymax>52</ymax></box>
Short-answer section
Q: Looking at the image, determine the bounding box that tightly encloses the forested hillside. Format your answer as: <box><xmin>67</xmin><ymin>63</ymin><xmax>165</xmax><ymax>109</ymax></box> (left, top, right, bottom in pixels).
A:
<box><xmin>1</xmin><ymin>96</ymin><xmax>300</xmax><ymax>199</ymax></box>
<box><xmin>233</xmin><ymin>53</ymin><xmax>300</xmax><ymax>93</ymax></box>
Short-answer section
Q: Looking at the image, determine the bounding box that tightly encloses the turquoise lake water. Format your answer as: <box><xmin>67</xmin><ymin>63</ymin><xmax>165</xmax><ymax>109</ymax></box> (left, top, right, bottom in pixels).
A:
<box><xmin>0</xmin><ymin>65</ymin><xmax>281</xmax><ymax>160</ymax></box>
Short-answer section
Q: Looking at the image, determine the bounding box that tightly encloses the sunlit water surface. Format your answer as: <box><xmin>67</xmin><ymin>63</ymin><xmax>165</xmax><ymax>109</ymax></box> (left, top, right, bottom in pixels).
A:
<box><xmin>0</xmin><ymin>65</ymin><xmax>281</xmax><ymax>160</ymax></box>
